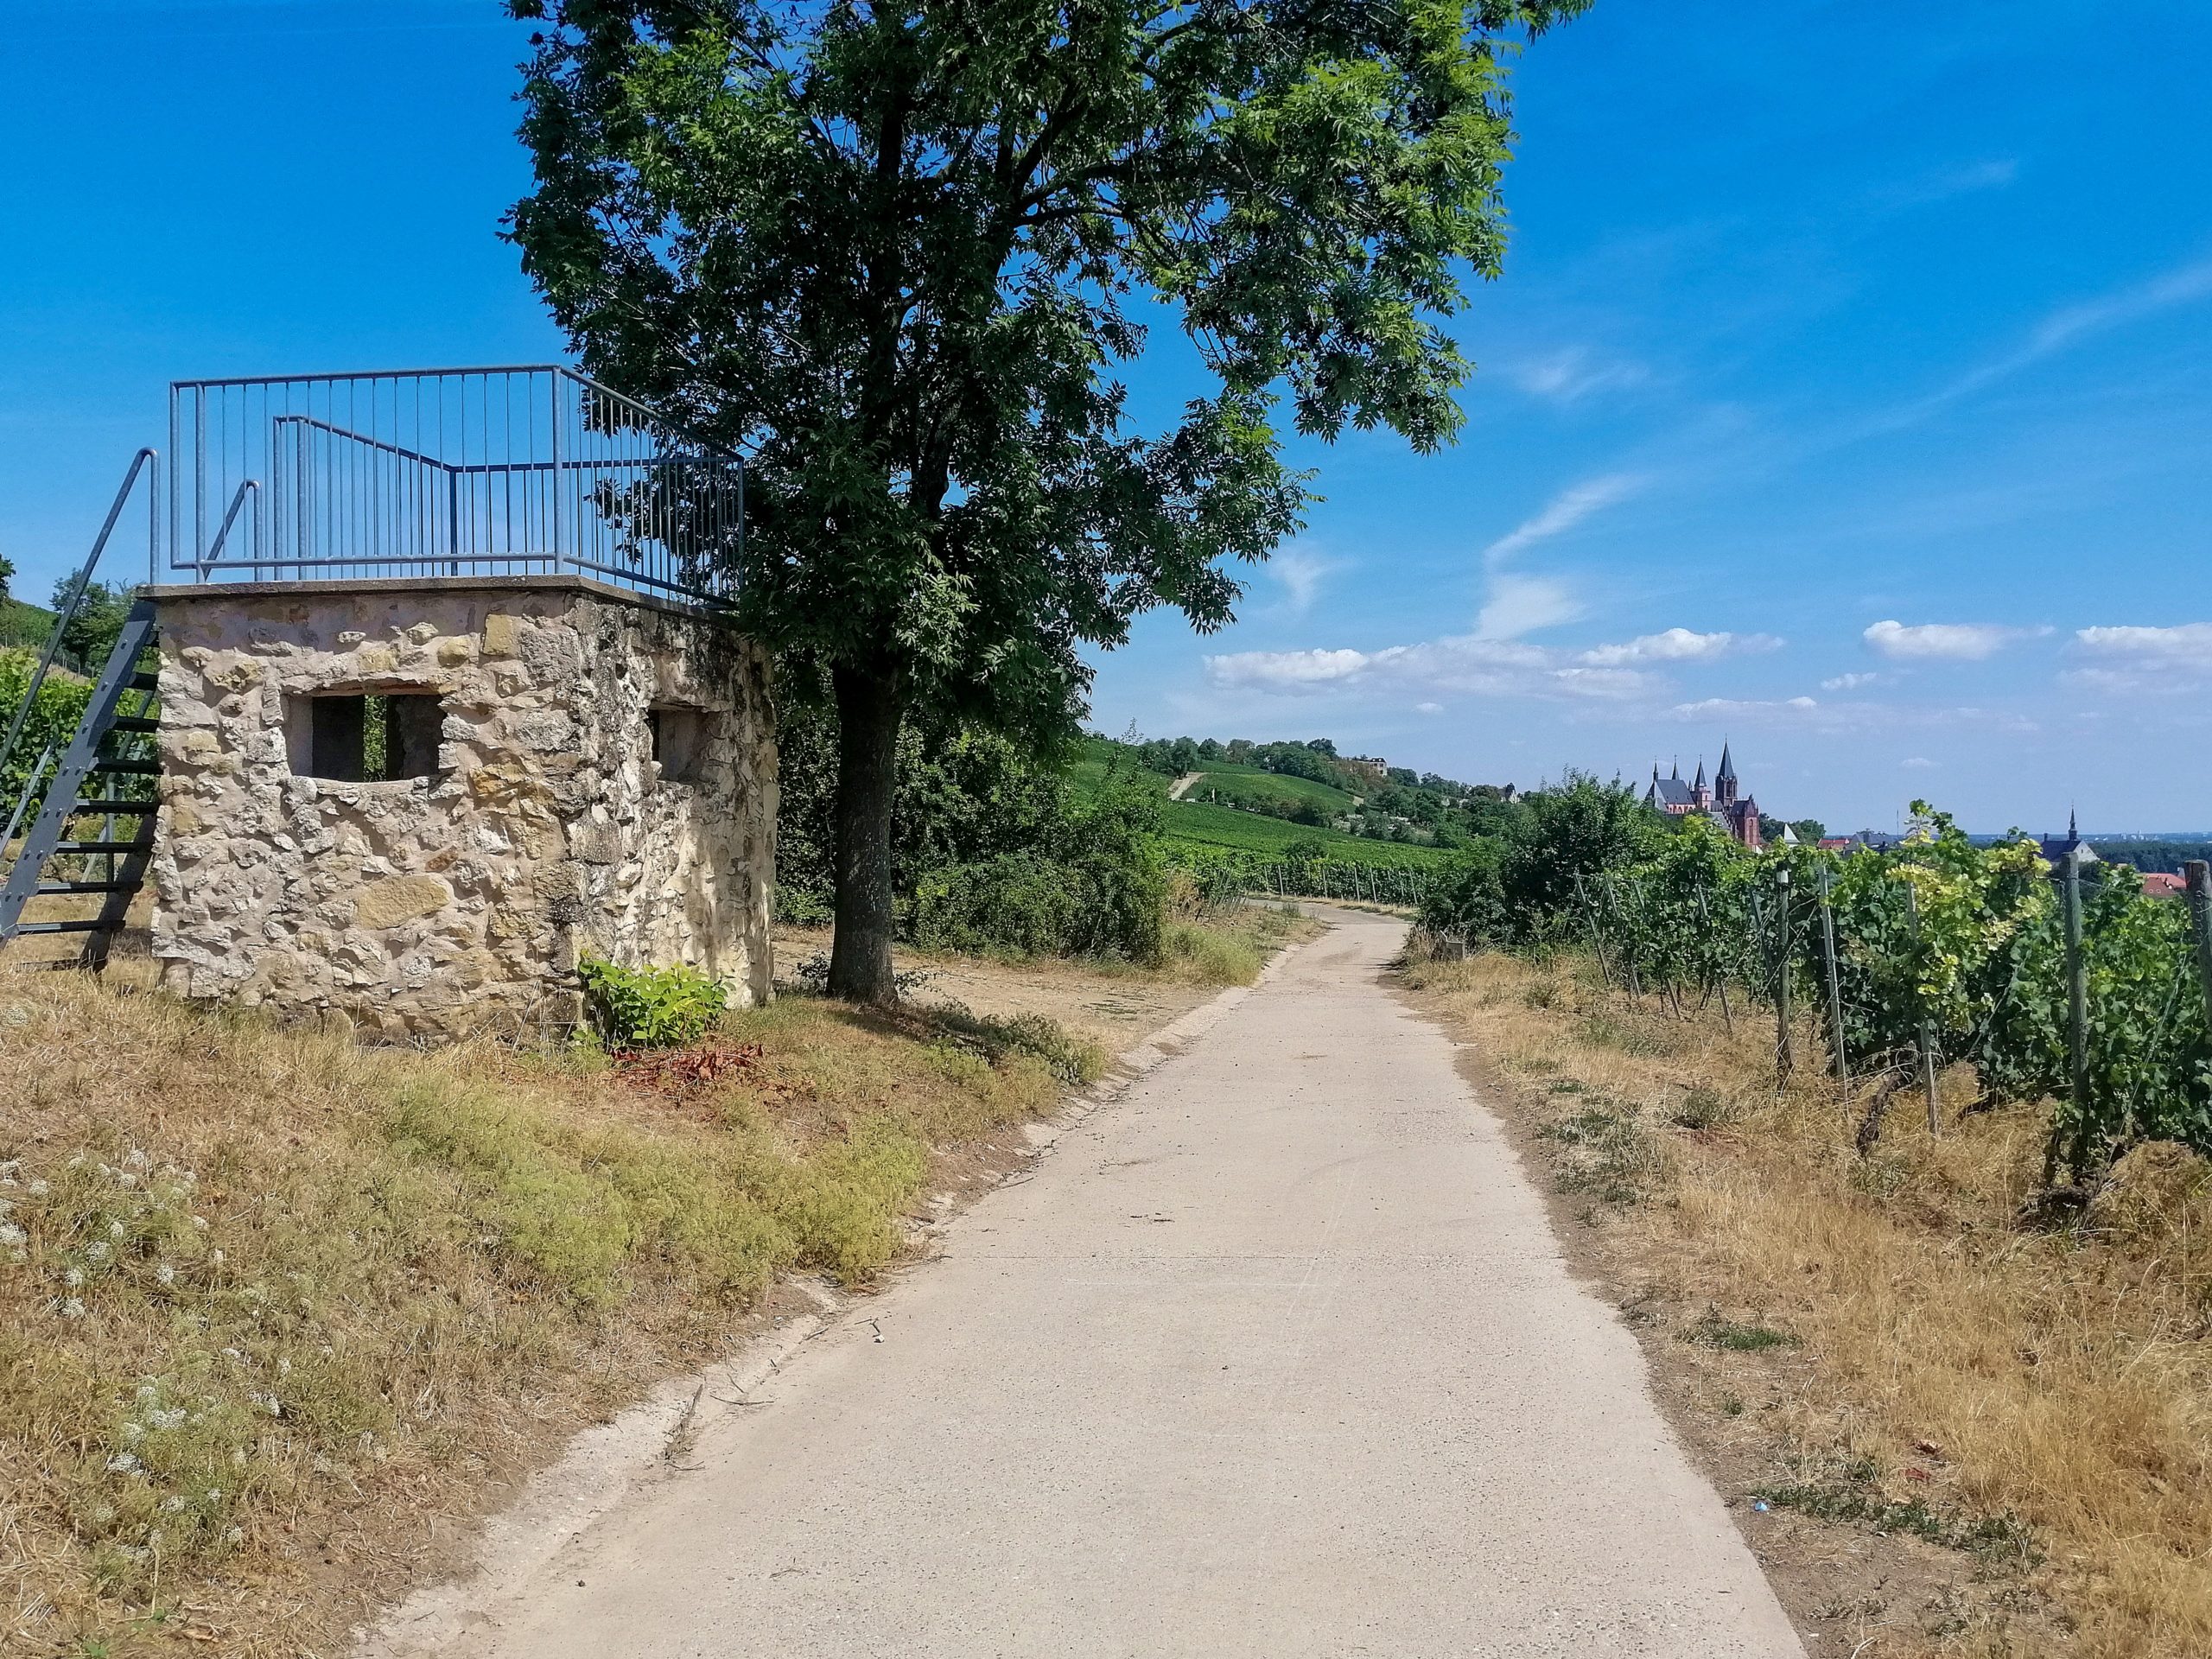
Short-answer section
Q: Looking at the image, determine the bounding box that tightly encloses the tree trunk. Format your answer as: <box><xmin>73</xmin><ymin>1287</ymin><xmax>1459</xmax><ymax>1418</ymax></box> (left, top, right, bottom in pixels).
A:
<box><xmin>827</xmin><ymin>658</ymin><xmax>902</xmax><ymax>1005</ymax></box>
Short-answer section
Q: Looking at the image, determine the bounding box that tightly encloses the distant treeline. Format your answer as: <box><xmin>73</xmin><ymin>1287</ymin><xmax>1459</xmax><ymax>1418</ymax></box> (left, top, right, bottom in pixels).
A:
<box><xmin>2083</xmin><ymin>840</ymin><xmax>2212</xmax><ymax>875</ymax></box>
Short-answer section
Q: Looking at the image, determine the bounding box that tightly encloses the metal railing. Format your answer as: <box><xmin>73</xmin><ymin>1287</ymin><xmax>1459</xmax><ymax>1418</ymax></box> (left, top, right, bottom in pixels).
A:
<box><xmin>167</xmin><ymin>365</ymin><xmax>743</xmax><ymax>606</ymax></box>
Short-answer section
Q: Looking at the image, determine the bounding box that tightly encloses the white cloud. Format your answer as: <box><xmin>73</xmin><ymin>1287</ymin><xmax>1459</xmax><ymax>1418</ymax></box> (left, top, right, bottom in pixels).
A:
<box><xmin>1205</xmin><ymin>647</ymin><xmax>1369</xmax><ymax>689</ymax></box>
<box><xmin>1268</xmin><ymin>545</ymin><xmax>1337</xmax><ymax>615</ymax></box>
<box><xmin>1901</xmin><ymin>756</ymin><xmax>1939</xmax><ymax>771</ymax></box>
<box><xmin>1821</xmin><ymin>671</ymin><xmax>1885</xmax><ymax>690</ymax></box>
<box><xmin>1670</xmin><ymin>696</ymin><xmax>1821</xmax><ymax>721</ymax></box>
<box><xmin>1863</xmin><ymin>619</ymin><xmax>2048</xmax><ymax>661</ymax></box>
<box><xmin>1510</xmin><ymin>347</ymin><xmax>1649</xmax><ymax>404</ymax></box>
<box><xmin>1206</xmin><ymin>620</ymin><xmax>1768</xmax><ymax>706</ymax></box>
<box><xmin>2062</xmin><ymin>623</ymin><xmax>2212</xmax><ymax>696</ymax></box>
<box><xmin>2072</xmin><ymin>623</ymin><xmax>2212</xmax><ymax>669</ymax></box>
<box><xmin>1480</xmin><ymin>473</ymin><xmax>1644</xmax><ymax>565</ymax></box>
<box><xmin>1414</xmin><ymin>701</ymin><xmax>1443</xmax><ymax>715</ymax></box>
<box><xmin>1664</xmin><ymin>695</ymin><xmax>2037</xmax><ymax>736</ymax></box>
<box><xmin>1205</xmin><ymin>634</ymin><xmax>1648</xmax><ymax>703</ymax></box>
<box><xmin>1469</xmin><ymin>472</ymin><xmax>1647</xmax><ymax>641</ymax></box>
<box><xmin>1873</xmin><ymin>157</ymin><xmax>2019</xmax><ymax>212</ymax></box>
<box><xmin>1578</xmin><ymin>627</ymin><xmax>1782</xmax><ymax>668</ymax></box>
<box><xmin>1476</xmin><ymin>574</ymin><xmax>1585</xmax><ymax>640</ymax></box>
<box><xmin>1878</xmin><ymin>253</ymin><xmax>2212</xmax><ymax>430</ymax></box>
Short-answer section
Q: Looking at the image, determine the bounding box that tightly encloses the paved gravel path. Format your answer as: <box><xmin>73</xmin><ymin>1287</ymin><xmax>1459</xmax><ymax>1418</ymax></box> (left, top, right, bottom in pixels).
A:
<box><xmin>442</xmin><ymin>910</ymin><xmax>1802</xmax><ymax>1658</ymax></box>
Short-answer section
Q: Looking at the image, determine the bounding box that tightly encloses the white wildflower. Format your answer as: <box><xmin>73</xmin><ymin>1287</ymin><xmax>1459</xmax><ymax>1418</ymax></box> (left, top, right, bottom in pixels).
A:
<box><xmin>204</xmin><ymin>1487</ymin><xmax>222</xmax><ymax>1503</ymax></box>
<box><xmin>161</xmin><ymin>1495</ymin><xmax>185</xmax><ymax>1513</ymax></box>
<box><xmin>155</xmin><ymin>1263</ymin><xmax>175</xmax><ymax>1286</ymax></box>
<box><xmin>64</xmin><ymin>1267</ymin><xmax>84</xmax><ymax>1287</ymax></box>
<box><xmin>118</xmin><ymin>1173</ymin><xmax>137</xmax><ymax>1189</ymax></box>
<box><xmin>27</xmin><ymin>1179</ymin><xmax>48</xmax><ymax>1197</ymax></box>
<box><xmin>85</xmin><ymin>1242</ymin><xmax>111</xmax><ymax>1263</ymax></box>
<box><xmin>67</xmin><ymin>1154</ymin><xmax>85</xmax><ymax>1170</ymax></box>
<box><xmin>120</xmin><ymin>1421</ymin><xmax>145</xmax><ymax>1443</ymax></box>
<box><xmin>223</xmin><ymin>1525</ymin><xmax>245</xmax><ymax>1545</ymax></box>
<box><xmin>276</xmin><ymin>1357</ymin><xmax>291</xmax><ymax>1377</ymax></box>
<box><xmin>189</xmin><ymin>1215</ymin><xmax>208</xmax><ymax>1231</ymax></box>
<box><xmin>105</xmin><ymin>1452</ymin><xmax>140</xmax><ymax>1474</ymax></box>
<box><xmin>107</xmin><ymin>1219</ymin><xmax>124</xmax><ymax>1239</ymax></box>
<box><xmin>124</xmin><ymin>1149</ymin><xmax>149</xmax><ymax>1169</ymax></box>
<box><xmin>149</xmin><ymin>1408</ymin><xmax>186</xmax><ymax>1430</ymax></box>
<box><xmin>60</xmin><ymin>1297</ymin><xmax>86</xmax><ymax>1318</ymax></box>
<box><xmin>210</xmin><ymin>1249</ymin><xmax>225</xmax><ymax>1265</ymax></box>
<box><xmin>0</xmin><ymin>1223</ymin><xmax>24</xmax><ymax>1247</ymax></box>
<box><xmin>136</xmin><ymin>1382</ymin><xmax>159</xmax><ymax>1403</ymax></box>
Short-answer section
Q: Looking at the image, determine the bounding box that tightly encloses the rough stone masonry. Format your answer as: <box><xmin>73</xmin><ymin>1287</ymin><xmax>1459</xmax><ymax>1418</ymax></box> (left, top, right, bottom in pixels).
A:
<box><xmin>146</xmin><ymin>577</ymin><xmax>776</xmax><ymax>1042</ymax></box>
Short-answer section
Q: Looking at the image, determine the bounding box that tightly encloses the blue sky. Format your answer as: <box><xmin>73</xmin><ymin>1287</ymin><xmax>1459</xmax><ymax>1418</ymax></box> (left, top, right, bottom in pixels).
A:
<box><xmin>3</xmin><ymin>2</ymin><xmax>2209</xmax><ymax>832</ymax></box>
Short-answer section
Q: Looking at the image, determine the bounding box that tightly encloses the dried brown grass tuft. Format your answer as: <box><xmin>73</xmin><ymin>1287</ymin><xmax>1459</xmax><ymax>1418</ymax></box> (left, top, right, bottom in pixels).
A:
<box><xmin>1404</xmin><ymin>948</ymin><xmax>2212</xmax><ymax>1658</ymax></box>
<box><xmin>0</xmin><ymin>965</ymin><xmax>1088</xmax><ymax>1655</ymax></box>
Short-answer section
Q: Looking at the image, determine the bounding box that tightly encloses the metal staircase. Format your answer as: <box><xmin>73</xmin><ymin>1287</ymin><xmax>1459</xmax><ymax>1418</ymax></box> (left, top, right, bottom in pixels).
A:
<box><xmin>0</xmin><ymin>450</ymin><xmax>162</xmax><ymax>967</ymax></box>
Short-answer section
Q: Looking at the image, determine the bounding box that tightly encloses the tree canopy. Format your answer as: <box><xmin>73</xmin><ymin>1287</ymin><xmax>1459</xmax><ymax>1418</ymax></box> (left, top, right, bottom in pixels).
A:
<box><xmin>509</xmin><ymin>0</ymin><xmax>1589</xmax><ymax>998</ymax></box>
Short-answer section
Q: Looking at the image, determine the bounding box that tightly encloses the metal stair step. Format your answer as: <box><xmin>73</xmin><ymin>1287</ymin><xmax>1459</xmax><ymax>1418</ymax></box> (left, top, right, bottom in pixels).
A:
<box><xmin>36</xmin><ymin>880</ymin><xmax>142</xmax><ymax>894</ymax></box>
<box><xmin>130</xmin><ymin>671</ymin><xmax>160</xmax><ymax>691</ymax></box>
<box><xmin>51</xmin><ymin>838</ymin><xmax>156</xmax><ymax>855</ymax></box>
<box><xmin>108</xmin><ymin>715</ymin><xmax>162</xmax><ymax>734</ymax></box>
<box><xmin>92</xmin><ymin>757</ymin><xmax>160</xmax><ymax>775</ymax></box>
<box><xmin>70</xmin><ymin>800</ymin><xmax>155</xmax><ymax>816</ymax></box>
<box><xmin>16</xmin><ymin>918</ymin><xmax>124</xmax><ymax>935</ymax></box>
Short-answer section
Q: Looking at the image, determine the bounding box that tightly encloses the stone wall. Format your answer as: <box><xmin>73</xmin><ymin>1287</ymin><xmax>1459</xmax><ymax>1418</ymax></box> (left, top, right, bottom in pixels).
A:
<box><xmin>146</xmin><ymin>577</ymin><xmax>776</xmax><ymax>1042</ymax></box>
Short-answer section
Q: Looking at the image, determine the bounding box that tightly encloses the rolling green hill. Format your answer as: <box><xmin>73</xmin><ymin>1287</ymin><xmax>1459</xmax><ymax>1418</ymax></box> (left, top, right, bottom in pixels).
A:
<box><xmin>0</xmin><ymin>596</ymin><xmax>55</xmax><ymax>655</ymax></box>
<box><xmin>1071</xmin><ymin>736</ymin><xmax>1451</xmax><ymax>870</ymax></box>
<box><xmin>1182</xmin><ymin>766</ymin><xmax>1359</xmax><ymax>817</ymax></box>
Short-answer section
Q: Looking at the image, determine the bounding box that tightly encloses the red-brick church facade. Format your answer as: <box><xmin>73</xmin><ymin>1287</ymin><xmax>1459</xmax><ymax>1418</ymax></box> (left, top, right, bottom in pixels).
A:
<box><xmin>1643</xmin><ymin>743</ymin><xmax>1762</xmax><ymax>849</ymax></box>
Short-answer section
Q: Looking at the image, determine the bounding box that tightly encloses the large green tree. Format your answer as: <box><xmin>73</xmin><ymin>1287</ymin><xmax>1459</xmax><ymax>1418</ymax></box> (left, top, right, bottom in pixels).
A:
<box><xmin>509</xmin><ymin>0</ymin><xmax>1587</xmax><ymax>1001</ymax></box>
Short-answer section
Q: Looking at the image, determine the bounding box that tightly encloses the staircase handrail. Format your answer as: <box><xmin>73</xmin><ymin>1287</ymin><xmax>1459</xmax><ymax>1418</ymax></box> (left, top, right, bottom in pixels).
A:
<box><xmin>0</xmin><ymin>741</ymin><xmax>57</xmax><ymax>853</ymax></box>
<box><xmin>196</xmin><ymin>478</ymin><xmax>263</xmax><ymax>575</ymax></box>
<box><xmin>0</xmin><ymin>448</ymin><xmax>160</xmax><ymax>784</ymax></box>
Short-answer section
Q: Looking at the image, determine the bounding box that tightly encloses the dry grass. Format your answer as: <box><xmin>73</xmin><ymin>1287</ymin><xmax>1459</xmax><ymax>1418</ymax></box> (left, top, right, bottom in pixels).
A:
<box><xmin>1403</xmin><ymin>947</ymin><xmax>2212</xmax><ymax>1659</ymax></box>
<box><xmin>1159</xmin><ymin>899</ymin><xmax>1314</xmax><ymax>988</ymax></box>
<box><xmin>0</xmin><ymin>964</ymin><xmax>1100</xmax><ymax>1656</ymax></box>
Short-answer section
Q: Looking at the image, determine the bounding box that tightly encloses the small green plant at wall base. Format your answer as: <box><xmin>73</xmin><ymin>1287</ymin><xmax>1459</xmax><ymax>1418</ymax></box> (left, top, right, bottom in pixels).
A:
<box><xmin>576</xmin><ymin>958</ymin><xmax>728</xmax><ymax>1049</ymax></box>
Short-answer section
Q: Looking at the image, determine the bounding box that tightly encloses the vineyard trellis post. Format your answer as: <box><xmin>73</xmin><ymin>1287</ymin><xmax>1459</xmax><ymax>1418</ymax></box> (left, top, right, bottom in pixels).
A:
<box><xmin>1604</xmin><ymin>873</ymin><xmax>1642</xmax><ymax>999</ymax></box>
<box><xmin>1694</xmin><ymin>882</ymin><xmax>1733</xmax><ymax>1034</ymax></box>
<box><xmin>1774</xmin><ymin>865</ymin><xmax>1796</xmax><ymax>1086</ymax></box>
<box><xmin>1817</xmin><ymin>861</ymin><xmax>1848</xmax><ymax>1086</ymax></box>
<box><xmin>1904</xmin><ymin>877</ymin><xmax>1940</xmax><ymax>1138</ymax></box>
<box><xmin>2059</xmin><ymin>845</ymin><xmax>2091</xmax><ymax>1180</ymax></box>
<box><xmin>1573</xmin><ymin>872</ymin><xmax>1616</xmax><ymax>989</ymax></box>
<box><xmin>2185</xmin><ymin>860</ymin><xmax>2212</xmax><ymax>1038</ymax></box>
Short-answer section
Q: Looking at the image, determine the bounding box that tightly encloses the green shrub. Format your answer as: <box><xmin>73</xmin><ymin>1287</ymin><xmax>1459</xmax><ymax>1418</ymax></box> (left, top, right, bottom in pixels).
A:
<box><xmin>908</xmin><ymin>777</ymin><xmax>1167</xmax><ymax>963</ymax></box>
<box><xmin>575</xmin><ymin>958</ymin><xmax>727</xmax><ymax>1049</ymax></box>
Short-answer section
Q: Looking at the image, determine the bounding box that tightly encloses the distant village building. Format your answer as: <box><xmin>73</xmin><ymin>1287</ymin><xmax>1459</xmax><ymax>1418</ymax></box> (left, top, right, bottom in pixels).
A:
<box><xmin>1643</xmin><ymin>742</ymin><xmax>1763</xmax><ymax>849</ymax></box>
<box><xmin>2038</xmin><ymin>810</ymin><xmax>2100</xmax><ymax>870</ymax></box>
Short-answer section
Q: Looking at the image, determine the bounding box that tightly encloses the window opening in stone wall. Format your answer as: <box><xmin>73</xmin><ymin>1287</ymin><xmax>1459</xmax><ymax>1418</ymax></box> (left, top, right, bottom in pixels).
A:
<box><xmin>289</xmin><ymin>692</ymin><xmax>443</xmax><ymax>782</ymax></box>
<box><xmin>649</xmin><ymin>707</ymin><xmax>711</xmax><ymax>785</ymax></box>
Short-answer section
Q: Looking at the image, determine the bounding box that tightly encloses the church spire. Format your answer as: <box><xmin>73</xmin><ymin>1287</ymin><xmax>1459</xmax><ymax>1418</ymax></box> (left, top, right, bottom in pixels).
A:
<box><xmin>1716</xmin><ymin>740</ymin><xmax>1737</xmax><ymax>785</ymax></box>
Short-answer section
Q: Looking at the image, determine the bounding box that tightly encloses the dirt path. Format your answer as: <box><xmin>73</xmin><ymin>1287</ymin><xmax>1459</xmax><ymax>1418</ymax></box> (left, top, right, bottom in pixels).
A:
<box><xmin>1166</xmin><ymin>768</ymin><xmax>1203</xmax><ymax>799</ymax></box>
<box><xmin>378</xmin><ymin>910</ymin><xmax>1800</xmax><ymax>1657</ymax></box>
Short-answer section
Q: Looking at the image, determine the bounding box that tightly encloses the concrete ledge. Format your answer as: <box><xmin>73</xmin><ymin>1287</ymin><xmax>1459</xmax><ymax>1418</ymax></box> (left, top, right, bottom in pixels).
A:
<box><xmin>147</xmin><ymin>572</ymin><xmax>730</xmax><ymax>623</ymax></box>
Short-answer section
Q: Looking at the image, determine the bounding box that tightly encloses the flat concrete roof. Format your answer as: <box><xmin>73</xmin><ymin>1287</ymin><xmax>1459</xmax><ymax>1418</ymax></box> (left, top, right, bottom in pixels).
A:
<box><xmin>145</xmin><ymin>571</ymin><xmax>731</xmax><ymax>622</ymax></box>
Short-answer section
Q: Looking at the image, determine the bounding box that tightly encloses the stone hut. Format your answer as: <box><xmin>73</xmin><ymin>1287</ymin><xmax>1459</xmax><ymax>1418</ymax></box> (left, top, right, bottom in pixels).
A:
<box><xmin>145</xmin><ymin>575</ymin><xmax>775</xmax><ymax>1042</ymax></box>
